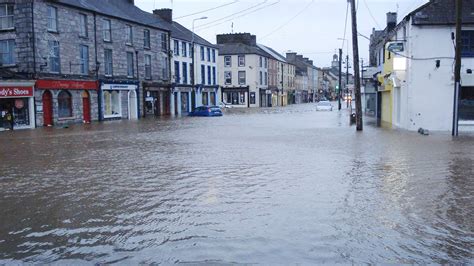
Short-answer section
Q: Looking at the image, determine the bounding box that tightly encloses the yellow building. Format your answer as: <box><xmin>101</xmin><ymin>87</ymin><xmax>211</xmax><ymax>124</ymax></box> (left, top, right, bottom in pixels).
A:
<box><xmin>377</xmin><ymin>47</ymin><xmax>394</xmax><ymax>128</ymax></box>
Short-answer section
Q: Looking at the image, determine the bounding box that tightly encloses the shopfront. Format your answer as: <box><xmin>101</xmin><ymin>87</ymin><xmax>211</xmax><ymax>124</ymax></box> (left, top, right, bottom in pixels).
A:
<box><xmin>35</xmin><ymin>79</ymin><xmax>99</xmax><ymax>126</ymax></box>
<box><xmin>144</xmin><ymin>87</ymin><xmax>171</xmax><ymax>116</ymax></box>
<box><xmin>0</xmin><ymin>82</ymin><xmax>35</xmax><ymax>131</ymax></box>
<box><xmin>222</xmin><ymin>87</ymin><xmax>250</xmax><ymax>108</ymax></box>
<box><xmin>101</xmin><ymin>83</ymin><xmax>139</xmax><ymax>120</ymax></box>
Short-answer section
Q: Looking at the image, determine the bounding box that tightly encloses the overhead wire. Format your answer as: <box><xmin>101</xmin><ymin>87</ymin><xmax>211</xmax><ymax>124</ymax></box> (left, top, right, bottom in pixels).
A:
<box><xmin>363</xmin><ymin>0</ymin><xmax>381</xmax><ymax>29</ymax></box>
<box><xmin>260</xmin><ymin>0</ymin><xmax>315</xmax><ymax>40</ymax></box>
<box><xmin>341</xmin><ymin>1</ymin><xmax>349</xmax><ymax>52</ymax></box>
<box><xmin>174</xmin><ymin>0</ymin><xmax>240</xmax><ymax>20</ymax></box>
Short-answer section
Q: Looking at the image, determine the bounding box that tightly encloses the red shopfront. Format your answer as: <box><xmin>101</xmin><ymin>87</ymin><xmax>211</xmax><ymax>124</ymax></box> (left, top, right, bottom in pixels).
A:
<box><xmin>0</xmin><ymin>82</ymin><xmax>36</xmax><ymax>131</ymax></box>
<box><xmin>35</xmin><ymin>79</ymin><xmax>98</xmax><ymax>126</ymax></box>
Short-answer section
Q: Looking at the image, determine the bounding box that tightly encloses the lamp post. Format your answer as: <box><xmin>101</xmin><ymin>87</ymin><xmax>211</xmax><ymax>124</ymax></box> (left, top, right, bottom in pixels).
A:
<box><xmin>191</xmin><ymin>17</ymin><xmax>208</xmax><ymax>110</ymax></box>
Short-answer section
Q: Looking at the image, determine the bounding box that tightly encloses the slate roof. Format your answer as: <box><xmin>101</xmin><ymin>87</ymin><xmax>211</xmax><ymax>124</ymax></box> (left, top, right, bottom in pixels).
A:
<box><xmin>55</xmin><ymin>0</ymin><xmax>170</xmax><ymax>31</ymax></box>
<box><xmin>411</xmin><ymin>0</ymin><xmax>474</xmax><ymax>25</ymax></box>
<box><xmin>258</xmin><ymin>45</ymin><xmax>287</xmax><ymax>62</ymax></box>
<box><xmin>170</xmin><ymin>22</ymin><xmax>216</xmax><ymax>48</ymax></box>
<box><xmin>217</xmin><ymin>43</ymin><xmax>272</xmax><ymax>57</ymax></box>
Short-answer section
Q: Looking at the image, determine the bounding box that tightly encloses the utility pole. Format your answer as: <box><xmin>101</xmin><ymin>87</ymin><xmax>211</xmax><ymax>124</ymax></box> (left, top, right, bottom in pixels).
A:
<box><xmin>452</xmin><ymin>0</ymin><xmax>462</xmax><ymax>136</ymax></box>
<box><xmin>346</xmin><ymin>54</ymin><xmax>350</xmax><ymax>108</ymax></box>
<box><xmin>338</xmin><ymin>49</ymin><xmax>342</xmax><ymax>110</ymax></box>
<box><xmin>350</xmin><ymin>0</ymin><xmax>363</xmax><ymax>131</ymax></box>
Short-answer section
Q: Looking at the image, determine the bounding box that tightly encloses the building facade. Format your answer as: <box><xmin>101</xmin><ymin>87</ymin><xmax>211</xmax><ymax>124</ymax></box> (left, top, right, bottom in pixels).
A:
<box><xmin>0</xmin><ymin>0</ymin><xmax>170</xmax><ymax>129</ymax></box>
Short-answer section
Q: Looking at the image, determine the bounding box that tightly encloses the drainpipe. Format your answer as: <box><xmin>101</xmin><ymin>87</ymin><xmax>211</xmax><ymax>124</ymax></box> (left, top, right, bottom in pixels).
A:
<box><xmin>31</xmin><ymin>1</ymin><xmax>37</xmax><ymax>128</ymax></box>
<box><xmin>135</xmin><ymin>50</ymin><xmax>140</xmax><ymax>118</ymax></box>
<box><xmin>93</xmin><ymin>12</ymin><xmax>101</xmax><ymax>121</ymax></box>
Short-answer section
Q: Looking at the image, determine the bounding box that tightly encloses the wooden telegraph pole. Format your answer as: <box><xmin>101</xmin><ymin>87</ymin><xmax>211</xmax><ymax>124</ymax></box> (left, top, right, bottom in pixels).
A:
<box><xmin>452</xmin><ymin>0</ymin><xmax>462</xmax><ymax>136</ymax></box>
<box><xmin>349</xmin><ymin>0</ymin><xmax>363</xmax><ymax>131</ymax></box>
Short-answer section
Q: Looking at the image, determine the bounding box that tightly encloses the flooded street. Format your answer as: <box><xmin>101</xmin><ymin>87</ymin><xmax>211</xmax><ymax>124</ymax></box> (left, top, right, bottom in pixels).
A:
<box><xmin>0</xmin><ymin>103</ymin><xmax>473</xmax><ymax>264</ymax></box>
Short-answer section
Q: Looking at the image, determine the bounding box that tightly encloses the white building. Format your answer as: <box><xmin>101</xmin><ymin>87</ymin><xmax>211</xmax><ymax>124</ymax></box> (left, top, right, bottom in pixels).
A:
<box><xmin>377</xmin><ymin>0</ymin><xmax>474</xmax><ymax>131</ymax></box>
<box><xmin>216</xmin><ymin>33</ymin><xmax>271</xmax><ymax>108</ymax></box>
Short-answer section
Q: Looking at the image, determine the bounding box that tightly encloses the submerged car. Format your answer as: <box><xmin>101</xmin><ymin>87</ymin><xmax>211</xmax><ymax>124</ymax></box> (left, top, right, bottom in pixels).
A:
<box><xmin>189</xmin><ymin>106</ymin><xmax>223</xmax><ymax>117</ymax></box>
<box><xmin>316</xmin><ymin>101</ymin><xmax>333</xmax><ymax>111</ymax></box>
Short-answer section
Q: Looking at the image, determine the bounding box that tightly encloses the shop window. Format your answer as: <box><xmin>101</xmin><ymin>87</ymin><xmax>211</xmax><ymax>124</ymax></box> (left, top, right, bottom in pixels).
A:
<box><xmin>104</xmin><ymin>90</ymin><xmax>121</xmax><ymax>118</ymax></box>
<box><xmin>202</xmin><ymin>92</ymin><xmax>208</xmax><ymax>106</ymax></box>
<box><xmin>58</xmin><ymin>90</ymin><xmax>72</xmax><ymax>118</ymax></box>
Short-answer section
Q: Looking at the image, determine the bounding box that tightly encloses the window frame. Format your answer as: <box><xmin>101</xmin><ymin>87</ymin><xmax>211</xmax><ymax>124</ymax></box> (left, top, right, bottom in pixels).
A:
<box><xmin>102</xmin><ymin>19</ymin><xmax>112</xmax><ymax>42</ymax></box>
<box><xmin>126</xmin><ymin>25</ymin><xmax>133</xmax><ymax>45</ymax></box>
<box><xmin>126</xmin><ymin>51</ymin><xmax>134</xmax><ymax>78</ymax></box>
<box><xmin>200</xmin><ymin>46</ymin><xmax>205</xmax><ymax>61</ymax></box>
<box><xmin>224</xmin><ymin>56</ymin><xmax>231</xmax><ymax>67</ymax></box>
<box><xmin>144</xmin><ymin>54</ymin><xmax>152</xmax><ymax>79</ymax></box>
<box><xmin>174</xmin><ymin>61</ymin><xmax>180</xmax><ymax>83</ymax></box>
<box><xmin>57</xmin><ymin>90</ymin><xmax>73</xmax><ymax>119</ymax></box>
<box><xmin>173</xmin><ymin>40</ymin><xmax>179</xmax><ymax>56</ymax></box>
<box><xmin>161</xmin><ymin>33</ymin><xmax>167</xmax><ymax>52</ymax></box>
<box><xmin>144</xmin><ymin>29</ymin><xmax>151</xmax><ymax>49</ymax></box>
<box><xmin>104</xmin><ymin>90</ymin><xmax>122</xmax><ymax>118</ymax></box>
<box><xmin>79</xmin><ymin>13</ymin><xmax>88</xmax><ymax>37</ymax></box>
<box><xmin>182</xmin><ymin>62</ymin><xmax>188</xmax><ymax>84</ymax></box>
<box><xmin>461</xmin><ymin>30</ymin><xmax>474</xmax><ymax>57</ymax></box>
<box><xmin>182</xmin><ymin>41</ymin><xmax>187</xmax><ymax>57</ymax></box>
<box><xmin>201</xmin><ymin>64</ymin><xmax>205</xmax><ymax>84</ymax></box>
<box><xmin>207</xmin><ymin>47</ymin><xmax>211</xmax><ymax>62</ymax></box>
<box><xmin>47</xmin><ymin>6</ymin><xmax>58</xmax><ymax>32</ymax></box>
<box><xmin>104</xmin><ymin>49</ymin><xmax>113</xmax><ymax>76</ymax></box>
<box><xmin>0</xmin><ymin>39</ymin><xmax>15</xmax><ymax>66</ymax></box>
<box><xmin>238</xmin><ymin>70</ymin><xmax>246</xmax><ymax>85</ymax></box>
<box><xmin>224</xmin><ymin>71</ymin><xmax>232</xmax><ymax>85</ymax></box>
<box><xmin>238</xmin><ymin>55</ymin><xmax>245</xmax><ymax>67</ymax></box>
<box><xmin>0</xmin><ymin>4</ymin><xmax>14</xmax><ymax>30</ymax></box>
<box><xmin>79</xmin><ymin>44</ymin><xmax>89</xmax><ymax>75</ymax></box>
<box><xmin>212</xmin><ymin>49</ymin><xmax>216</xmax><ymax>63</ymax></box>
<box><xmin>207</xmin><ymin>65</ymin><xmax>211</xmax><ymax>85</ymax></box>
<box><xmin>48</xmin><ymin>40</ymin><xmax>60</xmax><ymax>73</ymax></box>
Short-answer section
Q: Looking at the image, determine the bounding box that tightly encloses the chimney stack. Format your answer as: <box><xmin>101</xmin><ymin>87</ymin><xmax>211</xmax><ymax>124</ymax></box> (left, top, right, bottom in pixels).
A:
<box><xmin>386</xmin><ymin>12</ymin><xmax>397</xmax><ymax>31</ymax></box>
<box><xmin>153</xmin><ymin>8</ymin><xmax>172</xmax><ymax>23</ymax></box>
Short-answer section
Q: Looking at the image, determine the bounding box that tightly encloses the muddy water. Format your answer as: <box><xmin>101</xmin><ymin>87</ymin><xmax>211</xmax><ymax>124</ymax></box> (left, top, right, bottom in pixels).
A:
<box><xmin>0</xmin><ymin>104</ymin><xmax>473</xmax><ymax>264</ymax></box>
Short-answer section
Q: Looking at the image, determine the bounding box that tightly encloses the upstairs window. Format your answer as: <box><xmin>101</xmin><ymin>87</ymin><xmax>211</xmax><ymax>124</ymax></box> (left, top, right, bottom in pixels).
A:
<box><xmin>212</xmin><ymin>49</ymin><xmax>216</xmax><ymax>63</ymax></box>
<box><xmin>238</xmin><ymin>71</ymin><xmax>246</xmax><ymax>85</ymax></box>
<box><xmin>161</xmin><ymin>33</ymin><xmax>167</xmax><ymax>52</ymax></box>
<box><xmin>201</xmin><ymin>64</ymin><xmax>205</xmax><ymax>84</ymax></box>
<box><xmin>48</xmin><ymin>40</ymin><xmax>60</xmax><ymax>73</ymax></box>
<box><xmin>0</xmin><ymin>39</ymin><xmax>15</xmax><ymax>65</ymax></box>
<box><xmin>461</xmin><ymin>31</ymin><xmax>474</xmax><ymax>57</ymax></box>
<box><xmin>127</xmin><ymin>52</ymin><xmax>134</xmax><ymax>77</ymax></box>
<box><xmin>126</xmin><ymin>25</ymin><xmax>133</xmax><ymax>45</ymax></box>
<box><xmin>79</xmin><ymin>45</ymin><xmax>89</xmax><ymax>74</ymax></box>
<box><xmin>47</xmin><ymin>6</ymin><xmax>58</xmax><ymax>32</ymax></box>
<box><xmin>79</xmin><ymin>14</ymin><xmax>88</xmax><ymax>37</ymax></box>
<box><xmin>182</xmin><ymin>41</ymin><xmax>187</xmax><ymax>57</ymax></box>
<box><xmin>238</xmin><ymin>55</ymin><xmax>245</xmax><ymax>67</ymax></box>
<box><xmin>188</xmin><ymin>43</ymin><xmax>193</xmax><ymax>58</ymax></box>
<box><xmin>224</xmin><ymin>71</ymin><xmax>232</xmax><ymax>85</ymax></box>
<box><xmin>207</xmin><ymin>47</ymin><xmax>211</xmax><ymax>62</ymax></box>
<box><xmin>0</xmin><ymin>4</ymin><xmax>14</xmax><ymax>30</ymax></box>
<box><xmin>224</xmin><ymin>56</ymin><xmax>231</xmax><ymax>67</ymax></box>
<box><xmin>104</xmin><ymin>49</ymin><xmax>113</xmax><ymax>76</ymax></box>
<box><xmin>182</xmin><ymin>62</ymin><xmax>188</xmax><ymax>84</ymax></box>
<box><xmin>144</xmin><ymin>29</ymin><xmax>150</xmax><ymax>48</ymax></box>
<box><xmin>173</xmin><ymin>40</ymin><xmax>179</xmax><ymax>56</ymax></box>
<box><xmin>144</xmin><ymin>54</ymin><xmax>152</xmax><ymax>79</ymax></box>
<box><xmin>102</xmin><ymin>19</ymin><xmax>111</xmax><ymax>41</ymax></box>
<box><xmin>200</xmin><ymin>46</ymin><xmax>205</xmax><ymax>61</ymax></box>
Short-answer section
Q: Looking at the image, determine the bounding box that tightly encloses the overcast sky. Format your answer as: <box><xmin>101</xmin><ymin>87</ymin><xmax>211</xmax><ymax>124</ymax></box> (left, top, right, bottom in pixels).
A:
<box><xmin>135</xmin><ymin>0</ymin><xmax>429</xmax><ymax>69</ymax></box>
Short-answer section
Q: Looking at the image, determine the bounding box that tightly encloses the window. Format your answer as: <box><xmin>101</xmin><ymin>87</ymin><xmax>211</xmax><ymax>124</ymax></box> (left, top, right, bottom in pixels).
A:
<box><xmin>224</xmin><ymin>71</ymin><xmax>232</xmax><ymax>85</ymax></box>
<box><xmin>182</xmin><ymin>41</ymin><xmax>187</xmax><ymax>57</ymax></box>
<box><xmin>461</xmin><ymin>31</ymin><xmax>474</xmax><ymax>57</ymax></box>
<box><xmin>144</xmin><ymin>29</ymin><xmax>150</xmax><ymax>48</ymax></box>
<box><xmin>162</xmin><ymin>57</ymin><xmax>169</xmax><ymax>80</ymax></box>
<box><xmin>224</xmin><ymin>56</ymin><xmax>231</xmax><ymax>67</ymax></box>
<box><xmin>103</xmin><ymin>19</ymin><xmax>111</xmax><ymax>41</ymax></box>
<box><xmin>47</xmin><ymin>6</ymin><xmax>57</xmax><ymax>32</ymax></box>
<box><xmin>48</xmin><ymin>40</ymin><xmax>60</xmax><ymax>73</ymax></box>
<box><xmin>189</xmin><ymin>43</ymin><xmax>193</xmax><ymax>58</ymax></box>
<box><xmin>174</xmin><ymin>40</ymin><xmax>179</xmax><ymax>56</ymax></box>
<box><xmin>212</xmin><ymin>66</ymin><xmax>216</xmax><ymax>85</ymax></box>
<box><xmin>264</xmin><ymin>58</ymin><xmax>268</xmax><ymax>68</ymax></box>
<box><xmin>238</xmin><ymin>71</ymin><xmax>246</xmax><ymax>85</ymax></box>
<box><xmin>182</xmin><ymin>62</ymin><xmax>188</xmax><ymax>84</ymax></box>
<box><xmin>238</xmin><ymin>55</ymin><xmax>245</xmax><ymax>67</ymax></box>
<box><xmin>0</xmin><ymin>40</ymin><xmax>15</xmax><ymax>65</ymax></box>
<box><xmin>174</xmin><ymin>61</ymin><xmax>180</xmax><ymax>83</ymax></box>
<box><xmin>79</xmin><ymin>45</ymin><xmax>89</xmax><ymax>75</ymax></box>
<box><xmin>259</xmin><ymin>57</ymin><xmax>263</xmax><ymax>67</ymax></box>
<box><xmin>79</xmin><ymin>14</ymin><xmax>87</xmax><ymax>37</ymax></box>
<box><xmin>201</xmin><ymin>64</ymin><xmax>205</xmax><ymax>84</ymax></box>
<box><xmin>126</xmin><ymin>25</ymin><xmax>133</xmax><ymax>45</ymax></box>
<box><xmin>127</xmin><ymin>52</ymin><xmax>134</xmax><ymax>77</ymax></box>
<box><xmin>259</xmin><ymin>71</ymin><xmax>263</xmax><ymax>85</ymax></box>
<box><xmin>265</xmin><ymin>72</ymin><xmax>268</xmax><ymax>85</ymax></box>
<box><xmin>161</xmin><ymin>33</ymin><xmax>167</xmax><ymax>52</ymax></box>
<box><xmin>225</xmin><ymin>92</ymin><xmax>245</xmax><ymax>105</ymax></box>
<box><xmin>190</xmin><ymin>63</ymin><xmax>193</xmax><ymax>83</ymax></box>
<box><xmin>104</xmin><ymin>49</ymin><xmax>113</xmax><ymax>76</ymax></box>
<box><xmin>207</xmin><ymin>65</ymin><xmax>211</xmax><ymax>85</ymax></box>
<box><xmin>0</xmin><ymin>4</ymin><xmax>14</xmax><ymax>30</ymax></box>
<box><xmin>145</xmin><ymin>54</ymin><xmax>152</xmax><ymax>79</ymax></box>
<box><xmin>207</xmin><ymin>47</ymin><xmax>211</xmax><ymax>62</ymax></box>
<box><xmin>212</xmin><ymin>49</ymin><xmax>216</xmax><ymax>63</ymax></box>
<box><xmin>58</xmin><ymin>90</ymin><xmax>72</xmax><ymax>118</ymax></box>
<box><xmin>200</xmin><ymin>46</ymin><xmax>205</xmax><ymax>61</ymax></box>
<box><xmin>104</xmin><ymin>91</ymin><xmax>121</xmax><ymax>117</ymax></box>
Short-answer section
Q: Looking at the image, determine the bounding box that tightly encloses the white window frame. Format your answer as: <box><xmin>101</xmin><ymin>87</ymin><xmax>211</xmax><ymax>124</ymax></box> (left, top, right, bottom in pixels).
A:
<box><xmin>0</xmin><ymin>4</ymin><xmax>14</xmax><ymax>30</ymax></box>
<box><xmin>0</xmin><ymin>39</ymin><xmax>15</xmax><ymax>66</ymax></box>
<box><xmin>48</xmin><ymin>40</ymin><xmax>60</xmax><ymax>73</ymax></box>
<box><xmin>145</xmin><ymin>54</ymin><xmax>152</xmax><ymax>79</ymax></box>
<box><xmin>174</xmin><ymin>40</ymin><xmax>179</xmax><ymax>56</ymax></box>
<box><xmin>224</xmin><ymin>56</ymin><xmax>231</xmax><ymax>67</ymax></box>
<box><xmin>79</xmin><ymin>13</ymin><xmax>88</xmax><ymax>37</ymax></box>
<box><xmin>224</xmin><ymin>71</ymin><xmax>232</xmax><ymax>85</ymax></box>
<box><xmin>103</xmin><ymin>90</ymin><xmax>122</xmax><ymax>118</ymax></box>
<box><xmin>238</xmin><ymin>55</ymin><xmax>245</xmax><ymax>67</ymax></box>
<box><xmin>126</xmin><ymin>25</ymin><xmax>133</xmax><ymax>45</ymax></box>
<box><xmin>79</xmin><ymin>45</ymin><xmax>89</xmax><ymax>75</ymax></box>
<box><xmin>181</xmin><ymin>41</ymin><xmax>187</xmax><ymax>57</ymax></box>
<box><xmin>238</xmin><ymin>71</ymin><xmax>246</xmax><ymax>85</ymax></box>
<box><xmin>47</xmin><ymin>6</ymin><xmax>58</xmax><ymax>32</ymax></box>
<box><xmin>103</xmin><ymin>19</ymin><xmax>111</xmax><ymax>42</ymax></box>
<box><xmin>127</xmin><ymin>52</ymin><xmax>134</xmax><ymax>78</ymax></box>
<box><xmin>104</xmin><ymin>49</ymin><xmax>113</xmax><ymax>76</ymax></box>
<box><xmin>144</xmin><ymin>29</ymin><xmax>150</xmax><ymax>49</ymax></box>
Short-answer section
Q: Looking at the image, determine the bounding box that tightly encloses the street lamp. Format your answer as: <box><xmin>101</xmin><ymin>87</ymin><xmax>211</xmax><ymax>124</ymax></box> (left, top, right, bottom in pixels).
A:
<box><xmin>191</xmin><ymin>17</ymin><xmax>208</xmax><ymax>110</ymax></box>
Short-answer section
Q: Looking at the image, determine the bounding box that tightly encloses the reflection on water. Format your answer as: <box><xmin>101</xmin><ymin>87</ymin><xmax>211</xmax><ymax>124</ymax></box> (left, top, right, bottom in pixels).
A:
<box><xmin>0</xmin><ymin>104</ymin><xmax>473</xmax><ymax>264</ymax></box>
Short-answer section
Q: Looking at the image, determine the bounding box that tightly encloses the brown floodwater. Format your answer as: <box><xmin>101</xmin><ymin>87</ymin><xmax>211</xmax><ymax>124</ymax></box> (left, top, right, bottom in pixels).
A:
<box><xmin>0</xmin><ymin>104</ymin><xmax>473</xmax><ymax>264</ymax></box>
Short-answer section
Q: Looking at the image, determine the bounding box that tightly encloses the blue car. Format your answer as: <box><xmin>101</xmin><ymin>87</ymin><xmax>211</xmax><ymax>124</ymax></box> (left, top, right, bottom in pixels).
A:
<box><xmin>189</xmin><ymin>106</ymin><xmax>223</xmax><ymax>117</ymax></box>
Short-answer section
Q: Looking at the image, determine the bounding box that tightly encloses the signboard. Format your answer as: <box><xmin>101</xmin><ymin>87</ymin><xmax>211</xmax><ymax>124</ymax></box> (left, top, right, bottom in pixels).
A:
<box><xmin>36</xmin><ymin>79</ymin><xmax>98</xmax><ymax>90</ymax></box>
<box><xmin>101</xmin><ymin>84</ymin><xmax>137</xmax><ymax>91</ymax></box>
<box><xmin>0</xmin><ymin>87</ymin><xmax>34</xmax><ymax>98</ymax></box>
<box><xmin>387</xmin><ymin>42</ymin><xmax>404</xmax><ymax>53</ymax></box>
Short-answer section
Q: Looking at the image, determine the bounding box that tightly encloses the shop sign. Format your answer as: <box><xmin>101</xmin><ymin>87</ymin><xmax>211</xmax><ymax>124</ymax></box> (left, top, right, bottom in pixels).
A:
<box><xmin>0</xmin><ymin>87</ymin><xmax>34</xmax><ymax>98</ymax></box>
<box><xmin>102</xmin><ymin>84</ymin><xmax>137</xmax><ymax>91</ymax></box>
<box><xmin>36</xmin><ymin>80</ymin><xmax>98</xmax><ymax>90</ymax></box>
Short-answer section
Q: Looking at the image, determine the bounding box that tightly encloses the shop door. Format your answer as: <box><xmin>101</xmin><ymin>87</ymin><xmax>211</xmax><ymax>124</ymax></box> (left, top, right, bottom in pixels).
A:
<box><xmin>42</xmin><ymin>90</ymin><xmax>53</xmax><ymax>126</ymax></box>
<box><xmin>82</xmin><ymin>91</ymin><xmax>91</xmax><ymax>123</ymax></box>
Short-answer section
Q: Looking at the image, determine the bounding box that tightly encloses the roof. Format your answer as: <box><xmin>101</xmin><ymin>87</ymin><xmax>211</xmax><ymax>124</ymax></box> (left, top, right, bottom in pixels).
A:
<box><xmin>56</xmin><ymin>0</ymin><xmax>170</xmax><ymax>31</ymax></box>
<box><xmin>170</xmin><ymin>21</ymin><xmax>216</xmax><ymax>48</ymax></box>
<box><xmin>217</xmin><ymin>43</ymin><xmax>272</xmax><ymax>57</ymax></box>
<box><xmin>411</xmin><ymin>0</ymin><xmax>474</xmax><ymax>25</ymax></box>
<box><xmin>258</xmin><ymin>45</ymin><xmax>287</xmax><ymax>62</ymax></box>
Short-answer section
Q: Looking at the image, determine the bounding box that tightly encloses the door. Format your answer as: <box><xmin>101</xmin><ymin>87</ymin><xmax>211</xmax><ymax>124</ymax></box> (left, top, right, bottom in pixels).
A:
<box><xmin>128</xmin><ymin>90</ymin><xmax>138</xmax><ymax>120</ymax></box>
<box><xmin>42</xmin><ymin>90</ymin><xmax>53</xmax><ymax>126</ymax></box>
<box><xmin>82</xmin><ymin>91</ymin><xmax>91</xmax><ymax>123</ymax></box>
